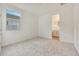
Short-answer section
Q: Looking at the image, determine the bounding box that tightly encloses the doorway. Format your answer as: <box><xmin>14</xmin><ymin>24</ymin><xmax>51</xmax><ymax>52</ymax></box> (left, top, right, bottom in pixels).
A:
<box><xmin>52</xmin><ymin>14</ymin><xmax>60</xmax><ymax>40</ymax></box>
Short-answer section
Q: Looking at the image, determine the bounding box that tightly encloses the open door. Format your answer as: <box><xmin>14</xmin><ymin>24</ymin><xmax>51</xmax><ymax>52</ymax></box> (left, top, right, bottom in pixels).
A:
<box><xmin>52</xmin><ymin>14</ymin><xmax>60</xmax><ymax>40</ymax></box>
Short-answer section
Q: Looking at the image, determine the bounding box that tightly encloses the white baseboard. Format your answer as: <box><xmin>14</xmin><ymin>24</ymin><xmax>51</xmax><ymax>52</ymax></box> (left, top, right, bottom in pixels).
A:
<box><xmin>38</xmin><ymin>36</ymin><xmax>52</xmax><ymax>40</ymax></box>
<box><xmin>74</xmin><ymin>44</ymin><xmax>79</xmax><ymax>55</ymax></box>
<box><xmin>60</xmin><ymin>39</ymin><xmax>73</xmax><ymax>44</ymax></box>
<box><xmin>60</xmin><ymin>39</ymin><xmax>79</xmax><ymax>55</ymax></box>
<box><xmin>2</xmin><ymin>36</ymin><xmax>38</xmax><ymax>47</ymax></box>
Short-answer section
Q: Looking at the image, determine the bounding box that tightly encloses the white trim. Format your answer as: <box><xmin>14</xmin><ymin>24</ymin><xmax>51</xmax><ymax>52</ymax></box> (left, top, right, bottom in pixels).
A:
<box><xmin>38</xmin><ymin>36</ymin><xmax>52</xmax><ymax>40</ymax></box>
<box><xmin>2</xmin><ymin>36</ymin><xmax>38</xmax><ymax>47</ymax></box>
<box><xmin>74</xmin><ymin>44</ymin><xmax>79</xmax><ymax>55</ymax></box>
<box><xmin>60</xmin><ymin>39</ymin><xmax>73</xmax><ymax>44</ymax></box>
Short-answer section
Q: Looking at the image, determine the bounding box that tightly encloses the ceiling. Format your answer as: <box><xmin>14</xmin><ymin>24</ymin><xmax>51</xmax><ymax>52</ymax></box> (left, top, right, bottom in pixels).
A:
<box><xmin>9</xmin><ymin>3</ymin><xmax>63</xmax><ymax>16</ymax></box>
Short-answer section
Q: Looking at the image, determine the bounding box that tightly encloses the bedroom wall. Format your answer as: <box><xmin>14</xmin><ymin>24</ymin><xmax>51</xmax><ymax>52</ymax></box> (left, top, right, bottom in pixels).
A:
<box><xmin>1</xmin><ymin>4</ymin><xmax>38</xmax><ymax>46</ymax></box>
<box><xmin>73</xmin><ymin>3</ymin><xmax>79</xmax><ymax>54</ymax></box>
<box><xmin>38</xmin><ymin>14</ymin><xmax>52</xmax><ymax>39</ymax></box>
<box><xmin>38</xmin><ymin>4</ymin><xmax>74</xmax><ymax>43</ymax></box>
<box><xmin>59</xmin><ymin>4</ymin><xmax>74</xmax><ymax>43</ymax></box>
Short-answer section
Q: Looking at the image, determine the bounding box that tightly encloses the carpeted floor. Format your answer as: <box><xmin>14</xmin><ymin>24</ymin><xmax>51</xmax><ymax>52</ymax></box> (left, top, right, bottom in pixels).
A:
<box><xmin>1</xmin><ymin>38</ymin><xmax>78</xmax><ymax>56</ymax></box>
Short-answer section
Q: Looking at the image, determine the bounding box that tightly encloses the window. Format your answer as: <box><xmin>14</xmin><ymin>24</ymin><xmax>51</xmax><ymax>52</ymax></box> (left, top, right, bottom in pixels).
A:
<box><xmin>6</xmin><ymin>8</ymin><xmax>21</xmax><ymax>30</ymax></box>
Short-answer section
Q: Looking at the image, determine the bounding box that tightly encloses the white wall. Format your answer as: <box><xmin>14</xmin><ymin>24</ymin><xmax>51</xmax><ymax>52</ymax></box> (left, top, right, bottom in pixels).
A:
<box><xmin>73</xmin><ymin>4</ymin><xmax>79</xmax><ymax>54</ymax></box>
<box><xmin>38</xmin><ymin>14</ymin><xmax>52</xmax><ymax>39</ymax></box>
<box><xmin>38</xmin><ymin>4</ymin><xmax>74</xmax><ymax>43</ymax></box>
<box><xmin>59</xmin><ymin>4</ymin><xmax>74</xmax><ymax>43</ymax></box>
<box><xmin>38</xmin><ymin>11</ymin><xmax>60</xmax><ymax>39</ymax></box>
<box><xmin>1</xmin><ymin>4</ymin><xmax>38</xmax><ymax>46</ymax></box>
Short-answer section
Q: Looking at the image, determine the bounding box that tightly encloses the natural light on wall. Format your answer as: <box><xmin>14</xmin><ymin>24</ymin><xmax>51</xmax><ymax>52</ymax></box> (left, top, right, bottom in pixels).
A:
<box><xmin>52</xmin><ymin>14</ymin><xmax>60</xmax><ymax>31</ymax></box>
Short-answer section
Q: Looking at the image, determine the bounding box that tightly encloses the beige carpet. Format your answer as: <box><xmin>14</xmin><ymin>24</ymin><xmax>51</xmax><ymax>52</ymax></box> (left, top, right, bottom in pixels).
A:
<box><xmin>1</xmin><ymin>38</ymin><xmax>78</xmax><ymax>56</ymax></box>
